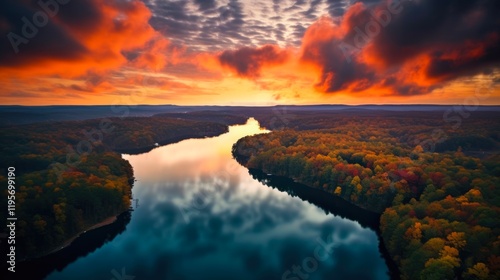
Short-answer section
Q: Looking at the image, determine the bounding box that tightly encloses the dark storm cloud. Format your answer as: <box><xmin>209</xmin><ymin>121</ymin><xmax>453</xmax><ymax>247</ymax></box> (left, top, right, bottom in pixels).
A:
<box><xmin>367</xmin><ymin>0</ymin><xmax>500</xmax><ymax>79</ymax></box>
<box><xmin>49</xmin><ymin>0</ymin><xmax>103</xmax><ymax>28</ymax></box>
<box><xmin>218</xmin><ymin>45</ymin><xmax>289</xmax><ymax>77</ymax></box>
<box><xmin>300</xmin><ymin>0</ymin><xmax>500</xmax><ymax>95</ymax></box>
<box><xmin>301</xmin><ymin>30</ymin><xmax>376</xmax><ymax>92</ymax></box>
<box><xmin>0</xmin><ymin>0</ymin><xmax>156</xmax><ymax>76</ymax></box>
<box><xmin>0</xmin><ymin>0</ymin><xmax>87</xmax><ymax>65</ymax></box>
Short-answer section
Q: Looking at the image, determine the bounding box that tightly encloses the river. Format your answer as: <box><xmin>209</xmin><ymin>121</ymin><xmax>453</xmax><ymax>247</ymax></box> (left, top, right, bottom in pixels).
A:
<box><xmin>43</xmin><ymin>118</ymin><xmax>390</xmax><ymax>280</ymax></box>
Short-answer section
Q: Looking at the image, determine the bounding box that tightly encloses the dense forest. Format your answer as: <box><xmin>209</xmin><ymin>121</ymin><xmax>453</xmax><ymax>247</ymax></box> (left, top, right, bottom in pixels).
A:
<box><xmin>0</xmin><ymin>112</ymin><xmax>246</xmax><ymax>258</ymax></box>
<box><xmin>233</xmin><ymin>110</ymin><xmax>500</xmax><ymax>280</ymax></box>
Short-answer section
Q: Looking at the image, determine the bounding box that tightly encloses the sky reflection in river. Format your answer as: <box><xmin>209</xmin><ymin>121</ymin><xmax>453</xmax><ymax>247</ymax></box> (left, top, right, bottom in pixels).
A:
<box><xmin>46</xmin><ymin>118</ymin><xmax>388</xmax><ymax>280</ymax></box>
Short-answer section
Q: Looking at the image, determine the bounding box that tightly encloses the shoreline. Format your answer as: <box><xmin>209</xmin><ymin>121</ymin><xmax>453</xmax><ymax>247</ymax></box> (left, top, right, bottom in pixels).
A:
<box><xmin>232</xmin><ymin>148</ymin><xmax>401</xmax><ymax>278</ymax></box>
<box><xmin>244</xmin><ymin>166</ymin><xmax>402</xmax><ymax>279</ymax></box>
<box><xmin>23</xmin><ymin>214</ymin><xmax>120</xmax><ymax>261</ymax></box>
<box><xmin>49</xmin><ymin>215</ymin><xmax>118</xmax><ymax>254</ymax></box>
<box><xmin>247</xmin><ymin>167</ymin><xmax>382</xmax><ymax>227</ymax></box>
<box><xmin>231</xmin><ymin>148</ymin><xmax>384</xmax><ymax>214</ymax></box>
<box><xmin>24</xmin><ymin>126</ymin><xmax>238</xmax><ymax>260</ymax></box>
<box><xmin>113</xmin><ymin>130</ymin><xmax>227</xmax><ymax>155</ymax></box>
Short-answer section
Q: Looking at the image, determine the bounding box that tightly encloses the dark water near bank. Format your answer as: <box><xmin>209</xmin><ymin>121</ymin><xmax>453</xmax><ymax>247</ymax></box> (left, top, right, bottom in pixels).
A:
<box><xmin>23</xmin><ymin>119</ymin><xmax>391</xmax><ymax>280</ymax></box>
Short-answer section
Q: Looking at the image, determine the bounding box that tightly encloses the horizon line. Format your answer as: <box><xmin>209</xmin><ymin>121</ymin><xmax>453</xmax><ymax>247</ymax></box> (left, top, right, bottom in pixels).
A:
<box><xmin>1</xmin><ymin>103</ymin><xmax>500</xmax><ymax>107</ymax></box>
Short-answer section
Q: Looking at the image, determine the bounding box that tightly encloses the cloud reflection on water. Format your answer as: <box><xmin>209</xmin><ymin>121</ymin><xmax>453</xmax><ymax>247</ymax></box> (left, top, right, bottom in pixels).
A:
<box><xmin>47</xmin><ymin>119</ymin><xmax>388</xmax><ymax>280</ymax></box>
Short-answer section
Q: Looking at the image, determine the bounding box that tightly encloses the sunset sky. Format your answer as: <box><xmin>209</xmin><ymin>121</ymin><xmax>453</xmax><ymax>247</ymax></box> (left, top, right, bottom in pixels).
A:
<box><xmin>1</xmin><ymin>0</ymin><xmax>499</xmax><ymax>105</ymax></box>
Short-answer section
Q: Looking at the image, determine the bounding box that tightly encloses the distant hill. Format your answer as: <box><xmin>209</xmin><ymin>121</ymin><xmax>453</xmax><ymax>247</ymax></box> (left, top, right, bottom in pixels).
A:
<box><xmin>1</xmin><ymin>104</ymin><xmax>499</xmax><ymax>126</ymax></box>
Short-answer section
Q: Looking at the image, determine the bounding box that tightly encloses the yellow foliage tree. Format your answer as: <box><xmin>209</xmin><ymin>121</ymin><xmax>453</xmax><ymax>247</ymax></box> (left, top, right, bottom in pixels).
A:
<box><xmin>440</xmin><ymin>246</ymin><xmax>459</xmax><ymax>258</ymax></box>
<box><xmin>447</xmin><ymin>232</ymin><xmax>466</xmax><ymax>250</ymax></box>
<box><xmin>334</xmin><ymin>186</ymin><xmax>342</xmax><ymax>195</ymax></box>
<box><xmin>466</xmin><ymin>263</ymin><xmax>489</xmax><ymax>280</ymax></box>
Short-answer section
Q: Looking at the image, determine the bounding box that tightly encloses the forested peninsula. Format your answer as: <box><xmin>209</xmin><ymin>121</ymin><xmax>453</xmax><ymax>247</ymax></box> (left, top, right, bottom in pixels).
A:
<box><xmin>233</xmin><ymin>110</ymin><xmax>500</xmax><ymax>280</ymax></box>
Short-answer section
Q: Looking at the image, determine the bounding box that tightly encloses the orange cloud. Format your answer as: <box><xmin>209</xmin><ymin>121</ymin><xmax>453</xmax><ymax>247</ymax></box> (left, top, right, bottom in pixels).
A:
<box><xmin>0</xmin><ymin>0</ymin><xmax>156</xmax><ymax>78</ymax></box>
<box><xmin>1</xmin><ymin>0</ymin><xmax>498</xmax><ymax>105</ymax></box>
<box><xmin>294</xmin><ymin>0</ymin><xmax>500</xmax><ymax>97</ymax></box>
<box><xmin>130</xmin><ymin>36</ymin><xmax>171</xmax><ymax>71</ymax></box>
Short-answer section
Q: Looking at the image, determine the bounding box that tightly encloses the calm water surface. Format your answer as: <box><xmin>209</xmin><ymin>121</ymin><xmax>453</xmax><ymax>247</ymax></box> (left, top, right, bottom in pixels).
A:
<box><xmin>46</xmin><ymin>118</ymin><xmax>389</xmax><ymax>280</ymax></box>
